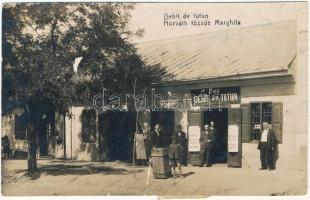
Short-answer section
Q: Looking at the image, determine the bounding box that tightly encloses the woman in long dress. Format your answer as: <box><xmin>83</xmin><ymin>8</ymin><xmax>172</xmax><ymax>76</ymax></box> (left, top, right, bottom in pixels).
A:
<box><xmin>135</xmin><ymin>125</ymin><xmax>147</xmax><ymax>165</ymax></box>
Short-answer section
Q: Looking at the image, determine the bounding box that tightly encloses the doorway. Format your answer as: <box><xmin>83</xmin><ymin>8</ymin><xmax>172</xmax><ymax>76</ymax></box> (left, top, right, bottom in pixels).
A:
<box><xmin>39</xmin><ymin>112</ymin><xmax>56</xmax><ymax>157</ymax></box>
<box><xmin>39</xmin><ymin>118</ymin><xmax>48</xmax><ymax>156</ymax></box>
<box><xmin>203</xmin><ymin>109</ymin><xmax>228</xmax><ymax>163</ymax></box>
<box><xmin>150</xmin><ymin>111</ymin><xmax>175</xmax><ymax>147</ymax></box>
<box><xmin>99</xmin><ymin>111</ymin><xmax>136</xmax><ymax>161</ymax></box>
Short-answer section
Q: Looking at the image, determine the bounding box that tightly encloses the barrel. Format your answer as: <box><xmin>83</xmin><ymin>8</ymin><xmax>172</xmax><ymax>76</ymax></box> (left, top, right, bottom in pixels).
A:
<box><xmin>151</xmin><ymin>147</ymin><xmax>172</xmax><ymax>179</ymax></box>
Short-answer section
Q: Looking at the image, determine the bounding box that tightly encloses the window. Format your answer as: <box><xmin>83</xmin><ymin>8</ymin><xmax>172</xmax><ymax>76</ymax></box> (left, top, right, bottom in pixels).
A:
<box><xmin>250</xmin><ymin>102</ymin><xmax>272</xmax><ymax>141</ymax></box>
<box><xmin>242</xmin><ymin>102</ymin><xmax>282</xmax><ymax>143</ymax></box>
<box><xmin>82</xmin><ymin>109</ymin><xmax>96</xmax><ymax>143</ymax></box>
<box><xmin>15</xmin><ymin>114</ymin><xmax>27</xmax><ymax>140</ymax></box>
<box><xmin>262</xmin><ymin>103</ymin><xmax>272</xmax><ymax>123</ymax></box>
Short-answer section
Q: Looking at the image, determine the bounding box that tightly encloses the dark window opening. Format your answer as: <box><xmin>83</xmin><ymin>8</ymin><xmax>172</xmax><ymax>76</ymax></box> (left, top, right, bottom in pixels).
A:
<box><xmin>82</xmin><ymin>110</ymin><xmax>96</xmax><ymax>143</ymax></box>
<box><xmin>262</xmin><ymin>103</ymin><xmax>272</xmax><ymax>124</ymax></box>
<box><xmin>251</xmin><ymin>102</ymin><xmax>272</xmax><ymax>141</ymax></box>
<box><xmin>15</xmin><ymin>114</ymin><xmax>27</xmax><ymax>140</ymax></box>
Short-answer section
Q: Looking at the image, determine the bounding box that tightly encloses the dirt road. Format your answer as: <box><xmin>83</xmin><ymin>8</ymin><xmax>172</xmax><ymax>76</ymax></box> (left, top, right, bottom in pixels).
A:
<box><xmin>1</xmin><ymin>159</ymin><xmax>307</xmax><ymax>196</ymax></box>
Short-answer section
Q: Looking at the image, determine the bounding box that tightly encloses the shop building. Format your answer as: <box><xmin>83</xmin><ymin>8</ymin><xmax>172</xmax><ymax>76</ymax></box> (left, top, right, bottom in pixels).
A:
<box><xmin>134</xmin><ymin>20</ymin><xmax>307</xmax><ymax>170</ymax></box>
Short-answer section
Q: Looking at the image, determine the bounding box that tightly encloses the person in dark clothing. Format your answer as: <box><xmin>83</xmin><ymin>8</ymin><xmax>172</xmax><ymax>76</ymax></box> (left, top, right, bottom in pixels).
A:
<box><xmin>199</xmin><ymin>124</ymin><xmax>215</xmax><ymax>167</ymax></box>
<box><xmin>258</xmin><ymin>122</ymin><xmax>278</xmax><ymax>170</ymax></box>
<box><xmin>150</xmin><ymin>123</ymin><xmax>164</xmax><ymax>148</ymax></box>
<box><xmin>2</xmin><ymin>135</ymin><xmax>12</xmax><ymax>159</ymax></box>
<box><xmin>209</xmin><ymin>121</ymin><xmax>217</xmax><ymax>163</ymax></box>
<box><xmin>169</xmin><ymin>135</ymin><xmax>183</xmax><ymax>178</ymax></box>
<box><xmin>143</xmin><ymin>122</ymin><xmax>152</xmax><ymax>161</ymax></box>
<box><xmin>174</xmin><ymin>125</ymin><xmax>187</xmax><ymax>166</ymax></box>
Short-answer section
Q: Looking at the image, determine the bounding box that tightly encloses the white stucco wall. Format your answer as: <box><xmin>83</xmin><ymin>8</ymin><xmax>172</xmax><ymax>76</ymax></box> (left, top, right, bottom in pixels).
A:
<box><xmin>65</xmin><ymin>106</ymin><xmax>99</xmax><ymax>161</ymax></box>
<box><xmin>295</xmin><ymin>5</ymin><xmax>308</xmax><ymax>171</ymax></box>
<box><xmin>166</xmin><ymin>79</ymin><xmax>306</xmax><ymax>170</ymax></box>
<box><xmin>241</xmin><ymin>95</ymin><xmax>299</xmax><ymax>170</ymax></box>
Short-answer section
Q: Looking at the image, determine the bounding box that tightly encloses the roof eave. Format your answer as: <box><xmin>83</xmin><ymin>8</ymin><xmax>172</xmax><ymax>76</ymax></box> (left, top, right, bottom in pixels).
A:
<box><xmin>151</xmin><ymin>69</ymin><xmax>294</xmax><ymax>87</ymax></box>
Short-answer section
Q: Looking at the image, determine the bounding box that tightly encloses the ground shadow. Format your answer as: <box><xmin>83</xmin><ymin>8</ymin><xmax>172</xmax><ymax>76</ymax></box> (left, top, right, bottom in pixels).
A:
<box><xmin>47</xmin><ymin>159</ymin><xmax>140</xmax><ymax>168</ymax></box>
<box><xmin>182</xmin><ymin>171</ymin><xmax>195</xmax><ymax>178</ymax></box>
<box><xmin>14</xmin><ymin>162</ymin><xmax>144</xmax><ymax>180</ymax></box>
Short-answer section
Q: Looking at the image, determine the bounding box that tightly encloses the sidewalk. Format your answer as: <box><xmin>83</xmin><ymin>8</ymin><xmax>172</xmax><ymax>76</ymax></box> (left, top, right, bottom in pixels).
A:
<box><xmin>1</xmin><ymin>159</ymin><xmax>307</xmax><ymax>196</ymax></box>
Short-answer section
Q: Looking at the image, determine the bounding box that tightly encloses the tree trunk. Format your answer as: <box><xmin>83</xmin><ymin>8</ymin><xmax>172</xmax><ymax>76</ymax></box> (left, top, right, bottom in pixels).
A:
<box><xmin>27</xmin><ymin>119</ymin><xmax>37</xmax><ymax>173</ymax></box>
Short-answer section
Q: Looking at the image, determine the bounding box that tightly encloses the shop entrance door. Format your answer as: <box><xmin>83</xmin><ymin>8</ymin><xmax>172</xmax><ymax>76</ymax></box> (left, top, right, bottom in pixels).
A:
<box><xmin>39</xmin><ymin>112</ymin><xmax>55</xmax><ymax>157</ymax></box>
<box><xmin>39</xmin><ymin>119</ymin><xmax>48</xmax><ymax>156</ymax></box>
<box><xmin>98</xmin><ymin>111</ymin><xmax>136</xmax><ymax>162</ymax></box>
<box><xmin>203</xmin><ymin>109</ymin><xmax>228</xmax><ymax>164</ymax></box>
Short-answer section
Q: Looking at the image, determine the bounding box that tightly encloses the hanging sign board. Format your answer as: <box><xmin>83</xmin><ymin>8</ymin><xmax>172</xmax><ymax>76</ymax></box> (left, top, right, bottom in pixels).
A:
<box><xmin>188</xmin><ymin>125</ymin><xmax>201</xmax><ymax>152</ymax></box>
<box><xmin>191</xmin><ymin>87</ymin><xmax>241</xmax><ymax>106</ymax></box>
<box><xmin>228</xmin><ymin>125</ymin><xmax>239</xmax><ymax>152</ymax></box>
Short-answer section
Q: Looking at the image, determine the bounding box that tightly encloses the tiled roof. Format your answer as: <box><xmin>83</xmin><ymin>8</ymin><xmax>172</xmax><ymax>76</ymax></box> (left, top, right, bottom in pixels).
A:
<box><xmin>136</xmin><ymin>20</ymin><xmax>297</xmax><ymax>82</ymax></box>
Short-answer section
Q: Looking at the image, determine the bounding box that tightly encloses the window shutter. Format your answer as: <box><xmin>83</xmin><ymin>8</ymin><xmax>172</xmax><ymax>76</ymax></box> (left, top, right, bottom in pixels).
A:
<box><xmin>241</xmin><ymin>104</ymin><xmax>251</xmax><ymax>143</ymax></box>
<box><xmin>272</xmin><ymin>102</ymin><xmax>283</xmax><ymax>143</ymax></box>
<box><xmin>227</xmin><ymin>107</ymin><xmax>242</xmax><ymax>168</ymax></box>
<box><xmin>187</xmin><ymin>110</ymin><xmax>202</xmax><ymax>166</ymax></box>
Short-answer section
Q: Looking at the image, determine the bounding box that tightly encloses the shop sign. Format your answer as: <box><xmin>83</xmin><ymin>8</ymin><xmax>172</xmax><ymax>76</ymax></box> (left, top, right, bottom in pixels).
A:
<box><xmin>188</xmin><ymin>125</ymin><xmax>201</xmax><ymax>152</ymax></box>
<box><xmin>191</xmin><ymin>87</ymin><xmax>240</xmax><ymax>107</ymax></box>
<box><xmin>228</xmin><ymin>125</ymin><xmax>239</xmax><ymax>152</ymax></box>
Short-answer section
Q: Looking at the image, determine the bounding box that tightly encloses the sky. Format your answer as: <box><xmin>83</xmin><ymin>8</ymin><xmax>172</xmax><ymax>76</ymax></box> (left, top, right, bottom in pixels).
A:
<box><xmin>129</xmin><ymin>2</ymin><xmax>306</xmax><ymax>43</ymax></box>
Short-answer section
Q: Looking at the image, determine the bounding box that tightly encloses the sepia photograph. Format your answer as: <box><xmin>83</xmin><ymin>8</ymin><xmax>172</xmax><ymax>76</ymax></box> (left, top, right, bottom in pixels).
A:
<box><xmin>1</xmin><ymin>1</ymin><xmax>308</xmax><ymax>198</ymax></box>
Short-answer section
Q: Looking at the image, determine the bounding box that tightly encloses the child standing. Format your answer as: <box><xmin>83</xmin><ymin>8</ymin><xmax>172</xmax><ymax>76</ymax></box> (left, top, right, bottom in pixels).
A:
<box><xmin>168</xmin><ymin>135</ymin><xmax>183</xmax><ymax>178</ymax></box>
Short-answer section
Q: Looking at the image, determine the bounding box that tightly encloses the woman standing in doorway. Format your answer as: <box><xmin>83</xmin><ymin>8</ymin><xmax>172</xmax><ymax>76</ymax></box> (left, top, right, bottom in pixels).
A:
<box><xmin>134</xmin><ymin>124</ymin><xmax>147</xmax><ymax>165</ymax></box>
